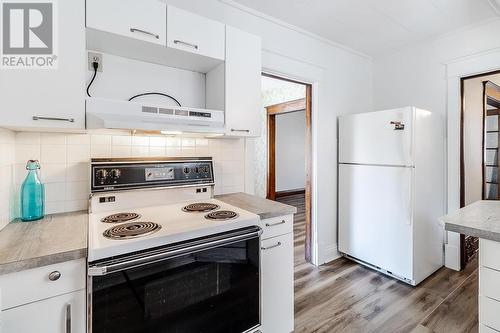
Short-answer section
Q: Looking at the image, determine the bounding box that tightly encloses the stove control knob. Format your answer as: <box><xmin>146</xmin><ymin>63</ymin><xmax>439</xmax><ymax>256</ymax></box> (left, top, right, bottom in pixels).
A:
<box><xmin>183</xmin><ymin>167</ymin><xmax>190</xmax><ymax>174</ymax></box>
<box><xmin>109</xmin><ymin>169</ymin><xmax>121</xmax><ymax>179</ymax></box>
<box><xmin>96</xmin><ymin>169</ymin><xmax>108</xmax><ymax>180</ymax></box>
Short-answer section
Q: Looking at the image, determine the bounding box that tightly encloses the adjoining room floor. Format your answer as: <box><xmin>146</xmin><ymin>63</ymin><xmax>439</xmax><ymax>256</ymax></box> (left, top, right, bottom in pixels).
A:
<box><xmin>277</xmin><ymin>194</ymin><xmax>478</xmax><ymax>333</ymax></box>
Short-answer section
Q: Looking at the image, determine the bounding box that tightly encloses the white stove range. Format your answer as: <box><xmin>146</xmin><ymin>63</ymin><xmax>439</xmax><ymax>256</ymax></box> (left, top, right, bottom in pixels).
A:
<box><xmin>88</xmin><ymin>197</ymin><xmax>260</xmax><ymax>261</ymax></box>
<box><xmin>87</xmin><ymin>157</ymin><xmax>262</xmax><ymax>333</ymax></box>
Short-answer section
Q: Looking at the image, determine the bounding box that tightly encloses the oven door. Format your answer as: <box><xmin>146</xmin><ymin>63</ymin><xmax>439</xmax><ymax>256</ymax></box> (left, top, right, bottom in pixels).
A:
<box><xmin>88</xmin><ymin>226</ymin><xmax>261</xmax><ymax>333</ymax></box>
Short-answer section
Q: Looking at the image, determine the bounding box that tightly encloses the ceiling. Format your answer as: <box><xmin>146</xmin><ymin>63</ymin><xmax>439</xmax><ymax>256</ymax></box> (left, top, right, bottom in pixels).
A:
<box><xmin>230</xmin><ymin>0</ymin><xmax>500</xmax><ymax>57</ymax></box>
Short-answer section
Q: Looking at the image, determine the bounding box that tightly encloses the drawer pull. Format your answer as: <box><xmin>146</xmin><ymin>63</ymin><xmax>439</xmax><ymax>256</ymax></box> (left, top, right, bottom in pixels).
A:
<box><xmin>265</xmin><ymin>220</ymin><xmax>286</xmax><ymax>227</ymax></box>
<box><xmin>33</xmin><ymin>116</ymin><xmax>74</xmax><ymax>123</ymax></box>
<box><xmin>130</xmin><ymin>28</ymin><xmax>159</xmax><ymax>39</ymax></box>
<box><xmin>48</xmin><ymin>271</ymin><xmax>61</xmax><ymax>281</ymax></box>
<box><xmin>261</xmin><ymin>242</ymin><xmax>282</xmax><ymax>250</ymax></box>
<box><xmin>173</xmin><ymin>39</ymin><xmax>199</xmax><ymax>50</ymax></box>
<box><xmin>231</xmin><ymin>129</ymin><xmax>250</xmax><ymax>133</ymax></box>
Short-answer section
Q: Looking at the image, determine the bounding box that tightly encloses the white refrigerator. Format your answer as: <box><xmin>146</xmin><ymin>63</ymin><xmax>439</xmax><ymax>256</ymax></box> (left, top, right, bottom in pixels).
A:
<box><xmin>338</xmin><ymin>106</ymin><xmax>445</xmax><ymax>286</ymax></box>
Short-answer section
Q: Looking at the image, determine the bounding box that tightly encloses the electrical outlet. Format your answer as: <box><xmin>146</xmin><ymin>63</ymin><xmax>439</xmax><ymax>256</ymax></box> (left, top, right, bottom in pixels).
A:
<box><xmin>88</xmin><ymin>52</ymin><xmax>103</xmax><ymax>72</ymax></box>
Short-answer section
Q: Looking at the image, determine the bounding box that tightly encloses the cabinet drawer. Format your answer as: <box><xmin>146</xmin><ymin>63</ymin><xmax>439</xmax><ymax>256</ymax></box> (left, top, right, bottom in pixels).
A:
<box><xmin>0</xmin><ymin>259</ymin><xmax>86</xmax><ymax>310</ymax></box>
<box><xmin>480</xmin><ymin>296</ymin><xmax>500</xmax><ymax>331</ymax></box>
<box><xmin>480</xmin><ymin>266</ymin><xmax>500</xmax><ymax>302</ymax></box>
<box><xmin>260</xmin><ymin>215</ymin><xmax>293</xmax><ymax>240</ymax></box>
<box><xmin>480</xmin><ymin>239</ymin><xmax>500</xmax><ymax>271</ymax></box>
<box><xmin>481</xmin><ymin>324</ymin><xmax>500</xmax><ymax>333</ymax></box>
<box><xmin>86</xmin><ymin>0</ymin><xmax>166</xmax><ymax>45</ymax></box>
<box><xmin>167</xmin><ymin>6</ymin><xmax>225</xmax><ymax>60</ymax></box>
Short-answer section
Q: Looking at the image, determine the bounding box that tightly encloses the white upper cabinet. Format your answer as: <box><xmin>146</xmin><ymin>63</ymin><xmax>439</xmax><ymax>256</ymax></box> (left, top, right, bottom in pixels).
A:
<box><xmin>0</xmin><ymin>0</ymin><xmax>85</xmax><ymax>130</ymax></box>
<box><xmin>225</xmin><ymin>26</ymin><xmax>262</xmax><ymax>137</ymax></box>
<box><xmin>166</xmin><ymin>6</ymin><xmax>225</xmax><ymax>61</ymax></box>
<box><xmin>86</xmin><ymin>0</ymin><xmax>166</xmax><ymax>46</ymax></box>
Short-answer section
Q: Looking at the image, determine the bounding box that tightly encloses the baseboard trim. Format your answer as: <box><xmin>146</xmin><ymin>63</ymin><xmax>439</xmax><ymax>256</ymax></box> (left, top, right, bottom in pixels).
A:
<box><xmin>275</xmin><ymin>188</ymin><xmax>305</xmax><ymax>198</ymax></box>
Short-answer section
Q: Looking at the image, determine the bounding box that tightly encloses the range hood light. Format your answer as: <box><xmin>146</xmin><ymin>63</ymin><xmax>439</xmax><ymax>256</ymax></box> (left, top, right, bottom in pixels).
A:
<box><xmin>161</xmin><ymin>130</ymin><xmax>183</xmax><ymax>136</ymax></box>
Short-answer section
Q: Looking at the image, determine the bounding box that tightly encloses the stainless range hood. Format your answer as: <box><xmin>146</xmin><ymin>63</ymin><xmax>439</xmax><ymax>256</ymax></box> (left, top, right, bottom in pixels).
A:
<box><xmin>86</xmin><ymin>97</ymin><xmax>225</xmax><ymax>133</ymax></box>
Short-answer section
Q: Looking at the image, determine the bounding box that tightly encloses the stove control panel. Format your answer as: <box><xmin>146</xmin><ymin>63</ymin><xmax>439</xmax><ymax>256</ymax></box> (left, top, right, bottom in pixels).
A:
<box><xmin>91</xmin><ymin>158</ymin><xmax>214</xmax><ymax>192</ymax></box>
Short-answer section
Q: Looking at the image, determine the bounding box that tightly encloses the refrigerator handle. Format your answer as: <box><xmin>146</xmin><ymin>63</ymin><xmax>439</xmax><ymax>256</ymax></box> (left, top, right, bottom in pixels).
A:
<box><xmin>407</xmin><ymin>172</ymin><xmax>413</xmax><ymax>226</ymax></box>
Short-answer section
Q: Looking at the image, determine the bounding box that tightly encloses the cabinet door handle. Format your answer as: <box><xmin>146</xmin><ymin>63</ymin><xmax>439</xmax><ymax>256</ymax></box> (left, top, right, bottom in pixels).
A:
<box><xmin>130</xmin><ymin>28</ymin><xmax>159</xmax><ymax>39</ymax></box>
<box><xmin>230</xmin><ymin>129</ymin><xmax>250</xmax><ymax>133</ymax></box>
<box><xmin>33</xmin><ymin>116</ymin><xmax>74</xmax><ymax>123</ymax></box>
<box><xmin>261</xmin><ymin>241</ymin><xmax>282</xmax><ymax>250</ymax></box>
<box><xmin>173</xmin><ymin>40</ymin><xmax>199</xmax><ymax>50</ymax></box>
<box><xmin>65</xmin><ymin>303</ymin><xmax>71</xmax><ymax>333</ymax></box>
<box><xmin>265</xmin><ymin>220</ymin><xmax>286</xmax><ymax>227</ymax></box>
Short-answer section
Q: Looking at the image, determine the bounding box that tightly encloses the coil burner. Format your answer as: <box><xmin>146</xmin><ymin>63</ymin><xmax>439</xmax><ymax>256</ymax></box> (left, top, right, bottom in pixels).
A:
<box><xmin>204</xmin><ymin>210</ymin><xmax>239</xmax><ymax>221</ymax></box>
<box><xmin>100</xmin><ymin>213</ymin><xmax>141</xmax><ymax>224</ymax></box>
<box><xmin>182</xmin><ymin>203</ymin><xmax>220</xmax><ymax>213</ymax></box>
<box><xmin>103</xmin><ymin>222</ymin><xmax>161</xmax><ymax>240</ymax></box>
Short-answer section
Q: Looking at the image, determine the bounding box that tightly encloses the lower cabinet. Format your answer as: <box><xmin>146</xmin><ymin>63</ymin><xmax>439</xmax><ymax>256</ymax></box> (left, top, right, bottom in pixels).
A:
<box><xmin>0</xmin><ymin>259</ymin><xmax>86</xmax><ymax>333</ymax></box>
<box><xmin>261</xmin><ymin>232</ymin><xmax>294</xmax><ymax>333</ymax></box>
<box><xmin>1</xmin><ymin>289</ymin><xmax>86</xmax><ymax>333</ymax></box>
<box><xmin>479</xmin><ymin>239</ymin><xmax>500</xmax><ymax>333</ymax></box>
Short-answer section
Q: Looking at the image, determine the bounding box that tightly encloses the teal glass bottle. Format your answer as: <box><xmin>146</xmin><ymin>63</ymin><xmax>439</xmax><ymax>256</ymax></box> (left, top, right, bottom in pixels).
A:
<box><xmin>20</xmin><ymin>160</ymin><xmax>45</xmax><ymax>222</ymax></box>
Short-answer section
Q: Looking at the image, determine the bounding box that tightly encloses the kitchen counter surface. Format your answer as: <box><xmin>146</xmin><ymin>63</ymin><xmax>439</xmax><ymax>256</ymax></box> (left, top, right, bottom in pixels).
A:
<box><xmin>216</xmin><ymin>192</ymin><xmax>297</xmax><ymax>219</ymax></box>
<box><xmin>0</xmin><ymin>211</ymin><xmax>88</xmax><ymax>275</ymax></box>
<box><xmin>442</xmin><ymin>200</ymin><xmax>500</xmax><ymax>242</ymax></box>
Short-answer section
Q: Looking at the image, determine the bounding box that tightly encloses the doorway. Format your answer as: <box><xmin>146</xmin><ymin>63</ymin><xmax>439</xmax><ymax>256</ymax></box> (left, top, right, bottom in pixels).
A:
<box><xmin>460</xmin><ymin>69</ymin><xmax>500</xmax><ymax>268</ymax></box>
<box><xmin>259</xmin><ymin>73</ymin><xmax>312</xmax><ymax>263</ymax></box>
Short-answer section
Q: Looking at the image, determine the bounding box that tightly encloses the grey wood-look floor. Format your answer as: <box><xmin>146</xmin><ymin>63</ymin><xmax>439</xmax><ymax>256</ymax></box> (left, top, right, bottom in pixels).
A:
<box><xmin>276</xmin><ymin>194</ymin><xmax>478</xmax><ymax>333</ymax></box>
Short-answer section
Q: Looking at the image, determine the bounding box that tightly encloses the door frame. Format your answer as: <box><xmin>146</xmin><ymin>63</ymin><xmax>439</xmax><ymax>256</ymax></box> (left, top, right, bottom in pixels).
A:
<box><xmin>263</xmin><ymin>73</ymin><xmax>313</xmax><ymax>263</ymax></box>
<box><xmin>449</xmin><ymin>48</ymin><xmax>500</xmax><ymax>270</ymax></box>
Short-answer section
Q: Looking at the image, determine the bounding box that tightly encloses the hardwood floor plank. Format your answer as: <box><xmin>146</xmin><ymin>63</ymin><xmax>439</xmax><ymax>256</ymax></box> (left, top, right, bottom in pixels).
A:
<box><xmin>420</xmin><ymin>271</ymin><xmax>478</xmax><ymax>333</ymax></box>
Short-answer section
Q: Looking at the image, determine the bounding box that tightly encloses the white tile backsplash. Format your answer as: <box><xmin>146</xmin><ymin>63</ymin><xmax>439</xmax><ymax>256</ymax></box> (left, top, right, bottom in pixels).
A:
<box><xmin>9</xmin><ymin>130</ymin><xmax>246</xmax><ymax>216</ymax></box>
<box><xmin>0</xmin><ymin>129</ymin><xmax>15</xmax><ymax>230</ymax></box>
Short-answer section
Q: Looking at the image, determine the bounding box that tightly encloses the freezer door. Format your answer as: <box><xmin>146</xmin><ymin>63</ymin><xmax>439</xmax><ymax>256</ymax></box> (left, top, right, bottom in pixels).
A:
<box><xmin>339</xmin><ymin>107</ymin><xmax>414</xmax><ymax>166</ymax></box>
<box><xmin>338</xmin><ymin>164</ymin><xmax>413</xmax><ymax>280</ymax></box>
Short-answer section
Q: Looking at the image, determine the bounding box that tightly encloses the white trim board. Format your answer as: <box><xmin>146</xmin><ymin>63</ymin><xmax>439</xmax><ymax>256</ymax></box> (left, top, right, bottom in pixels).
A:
<box><xmin>445</xmin><ymin>48</ymin><xmax>500</xmax><ymax>271</ymax></box>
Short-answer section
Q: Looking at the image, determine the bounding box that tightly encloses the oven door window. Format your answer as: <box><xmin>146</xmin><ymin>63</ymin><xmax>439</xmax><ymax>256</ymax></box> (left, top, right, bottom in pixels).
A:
<box><xmin>91</xmin><ymin>238</ymin><xmax>260</xmax><ymax>333</ymax></box>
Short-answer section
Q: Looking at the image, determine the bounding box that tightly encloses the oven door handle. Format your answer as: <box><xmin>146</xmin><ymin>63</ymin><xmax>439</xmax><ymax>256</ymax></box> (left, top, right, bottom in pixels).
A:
<box><xmin>88</xmin><ymin>227</ymin><xmax>262</xmax><ymax>276</ymax></box>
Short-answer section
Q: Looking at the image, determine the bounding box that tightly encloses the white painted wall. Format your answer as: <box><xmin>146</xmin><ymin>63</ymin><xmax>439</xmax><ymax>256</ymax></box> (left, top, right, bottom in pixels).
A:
<box><xmin>160</xmin><ymin>0</ymin><xmax>373</xmax><ymax>264</ymax></box>
<box><xmin>373</xmin><ymin>18</ymin><xmax>500</xmax><ymax>269</ymax></box>
<box><xmin>276</xmin><ymin>111</ymin><xmax>306</xmax><ymax>192</ymax></box>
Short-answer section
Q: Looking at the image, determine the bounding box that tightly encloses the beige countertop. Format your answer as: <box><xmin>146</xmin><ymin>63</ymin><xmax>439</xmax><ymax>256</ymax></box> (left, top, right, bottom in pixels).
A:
<box><xmin>442</xmin><ymin>200</ymin><xmax>500</xmax><ymax>242</ymax></box>
<box><xmin>216</xmin><ymin>192</ymin><xmax>297</xmax><ymax>219</ymax></box>
<box><xmin>0</xmin><ymin>211</ymin><xmax>88</xmax><ymax>275</ymax></box>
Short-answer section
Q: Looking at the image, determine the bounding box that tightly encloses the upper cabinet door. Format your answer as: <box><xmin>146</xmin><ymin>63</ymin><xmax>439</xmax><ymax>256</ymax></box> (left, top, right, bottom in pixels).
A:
<box><xmin>225</xmin><ymin>26</ymin><xmax>262</xmax><ymax>137</ymax></box>
<box><xmin>0</xmin><ymin>0</ymin><xmax>85</xmax><ymax>130</ymax></box>
<box><xmin>166</xmin><ymin>6</ymin><xmax>225</xmax><ymax>61</ymax></box>
<box><xmin>86</xmin><ymin>0</ymin><xmax>166</xmax><ymax>46</ymax></box>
